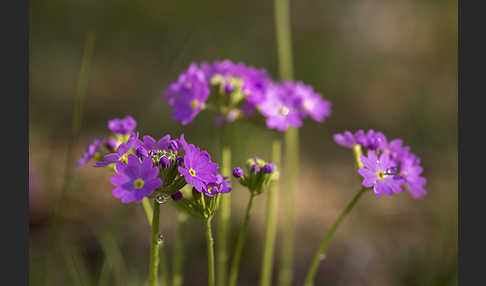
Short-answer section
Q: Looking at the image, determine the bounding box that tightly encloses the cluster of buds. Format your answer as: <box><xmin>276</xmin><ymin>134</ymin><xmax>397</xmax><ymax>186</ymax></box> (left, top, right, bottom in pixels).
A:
<box><xmin>232</xmin><ymin>157</ymin><xmax>279</xmax><ymax>195</ymax></box>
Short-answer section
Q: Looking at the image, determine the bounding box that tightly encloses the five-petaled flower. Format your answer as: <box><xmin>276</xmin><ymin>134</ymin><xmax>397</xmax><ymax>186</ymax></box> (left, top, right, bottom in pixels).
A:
<box><xmin>110</xmin><ymin>154</ymin><xmax>162</xmax><ymax>203</ymax></box>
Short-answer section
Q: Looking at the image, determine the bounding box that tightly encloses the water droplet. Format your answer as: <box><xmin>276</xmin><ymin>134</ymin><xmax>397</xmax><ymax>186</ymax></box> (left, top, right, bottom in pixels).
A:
<box><xmin>155</xmin><ymin>193</ymin><xmax>170</xmax><ymax>204</ymax></box>
<box><xmin>157</xmin><ymin>233</ymin><xmax>164</xmax><ymax>245</ymax></box>
<box><xmin>319</xmin><ymin>254</ymin><xmax>326</xmax><ymax>261</ymax></box>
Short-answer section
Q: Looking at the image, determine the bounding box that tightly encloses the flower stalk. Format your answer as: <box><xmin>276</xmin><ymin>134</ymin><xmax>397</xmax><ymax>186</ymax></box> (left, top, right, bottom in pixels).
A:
<box><xmin>228</xmin><ymin>193</ymin><xmax>256</xmax><ymax>286</ymax></box>
<box><xmin>205</xmin><ymin>217</ymin><xmax>216</xmax><ymax>286</ymax></box>
<box><xmin>217</xmin><ymin>128</ymin><xmax>232</xmax><ymax>286</ymax></box>
<box><xmin>148</xmin><ymin>199</ymin><xmax>161</xmax><ymax>286</ymax></box>
<box><xmin>259</xmin><ymin>138</ymin><xmax>281</xmax><ymax>286</ymax></box>
<box><xmin>172</xmin><ymin>212</ymin><xmax>188</xmax><ymax>286</ymax></box>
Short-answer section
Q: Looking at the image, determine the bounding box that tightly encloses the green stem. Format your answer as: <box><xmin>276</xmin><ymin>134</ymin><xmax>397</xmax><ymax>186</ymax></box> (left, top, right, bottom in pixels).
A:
<box><xmin>148</xmin><ymin>199</ymin><xmax>161</xmax><ymax>286</ymax></box>
<box><xmin>259</xmin><ymin>139</ymin><xmax>282</xmax><ymax>286</ymax></box>
<box><xmin>160</xmin><ymin>245</ymin><xmax>168</xmax><ymax>286</ymax></box>
<box><xmin>274</xmin><ymin>0</ymin><xmax>295</xmax><ymax>284</ymax></box>
<box><xmin>274</xmin><ymin>0</ymin><xmax>294</xmax><ymax>80</ymax></box>
<box><xmin>280</xmin><ymin>128</ymin><xmax>298</xmax><ymax>286</ymax></box>
<box><xmin>303</xmin><ymin>187</ymin><xmax>367</xmax><ymax>286</ymax></box>
<box><xmin>142</xmin><ymin>198</ymin><xmax>153</xmax><ymax>226</ymax></box>
<box><xmin>172</xmin><ymin>212</ymin><xmax>188</xmax><ymax>286</ymax></box>
<box><xmin>228</xmin><ymin>193</ymin><xmax>257</xmax><ymax>286</ymax></box>
<box><xmin>217</xmin><ymin>143</ymin><xmax>232</xmax><ymax>286</ymax></box>
<box><xmin>206</xmin><ymin>217</ymin><xmax>216</xmax><ymax>286</ymax></box>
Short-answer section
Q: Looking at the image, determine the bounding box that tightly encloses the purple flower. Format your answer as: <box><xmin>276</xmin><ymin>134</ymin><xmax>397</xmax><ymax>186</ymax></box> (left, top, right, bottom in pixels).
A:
<box><xmin>233</xmin><ymin>167</ymin><xmax>244</xmax><ymax>178</ymax></box>
<box><xmin>108</xmin><ymin>115</ymin><xmax>136</xmax><ymax>135</ymax></box>
<box><xmin>333</xmin><ymin>129</ymin><xmax>387</xmax><ymax>151</ymax></box>
<box><xmin>177</xmin><ymin>134</ymin><xmax>219</xmax><ymax>193</ymax></box>
<box><xmin>203</xmin><ymin>60</ymin><xmax>272</xmax><ymax>108</ymax></box>
<box><xmin>95</xmin><ymin>133</ymin><xmax>139</xmax><ymax>167</ymax></box>
<box><xmin>164</xmin><ymin>64</ymin><xmax>209</xmax><ymax>125</ymax></box>
<box><xmin>283</xmin><ymin>81</ymin><xmax>331</xmax><ymax>123</ymax></box>
<box><xmin>110</xmin><ymin>154</ymin><xmax>162</xmax><ymax>203</ymax></box>
<box><xmin>356</xmin><ymin>130</ymin><xmax>387</xmax><ymax>151</ymax></box>
<box><xmin>105</xmin><ymin>138</ymin><xmax>118</xmax><ymax>151</ymax></box>
<box><xmin>384</xmin><ymin>139</ymin><xmax>411</xmax><ymax>161</ymax></box>
<box><xmin>76</xmin><ymin>138</ymin><xmax>103</xmax><ymax>167</ymax></box>
<box><xmin>206</xmin><ymin>174</ymin><xmax>232</xmax><ymax>196</ymax></box>
<box><xmin>358</xmin><ymin>151</ymin><xmax>404</xmax><ymax>196</ymax></box>
<box><xmin>333</xmin><ymin>131</ymin><xmax>357</xmax><ymax>148</ymax></box>
<box><xmin>400</xmin><ymin>154</ymin><xmax>427</xmax><ymax>199</ymax></box>
<box><xmin>262</xmin><ymin>163</ymin><xmax>275</xmax><ymax>174</ymax></box>
<box><xmin>258</xmin><ymin>83</ymin><xmax>303</xmax><ymax>131</ymax></box>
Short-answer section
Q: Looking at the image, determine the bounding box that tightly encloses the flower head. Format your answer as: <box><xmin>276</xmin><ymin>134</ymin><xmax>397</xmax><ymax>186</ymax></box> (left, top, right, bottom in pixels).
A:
<box><xmin>358</xmin><ymin>151</ymin><xmax>404</xmax><ymax>196</ymax></box>
<box><xmin>76</xmin><ymin>138</ymin><xmax>103</xmax><ymax>167</ymax></box>
<box><xmin>108</xmin><ymin>115</ymin><xmax>136</xmax><ymax>135</ymax></box>
<box><xmin>110</xmin><ymin>154</ymin><xmax>162</xmax><ymax>203</ymax></box>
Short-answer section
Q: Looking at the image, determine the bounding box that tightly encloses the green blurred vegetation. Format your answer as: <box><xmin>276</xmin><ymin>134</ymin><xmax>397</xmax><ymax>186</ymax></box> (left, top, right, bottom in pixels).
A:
<box><xmin>29</xmin><ymin>0</ymin><xmax>457</xmax><ymax>285</ymax></box>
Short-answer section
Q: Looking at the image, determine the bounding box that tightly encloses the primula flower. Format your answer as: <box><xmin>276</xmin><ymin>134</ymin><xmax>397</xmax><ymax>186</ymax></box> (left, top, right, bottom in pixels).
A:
<box><xmin>258</xmin><ymin>83</ymin><xmax>303</xmax><ymax>131</ymax></box>
<box><xmin>206</xmin><ymin>174</ymin><xmax>232</xmax><ymax>196</ymax></box>
<box><xmin>177</xmin><ymin>134</ymin><xmax>219</xmax><ymax>193</ymax></box>
<box><xmin>108</xmin><ymin>115</ymin><xmax>136</xmax><ymax>135</ymax></box>
<box><xmin>283</xmin><ymin>81</ymin><xmax>332</xmax><ymax>123</ymax></box>
<box><xmin>400</xmin><ymin>154</ymin><xmax>427</xmax><ymax>199</ymax></box>
<box><xmin>383</xmin><ymin>139</ymin><xmax>411</xmax><ymax>161</ymax></box>
<box><xmin>76</xmin><ymin>138</ymin><xmax>103</xmax><ymax>167</ymax></box>
<box><xmin>334</xmin><ymin>129</ymin><xmax>387</xmax><ymax>151</ymax></box>
<box><xmin>335</xmin><ymin>129</ymin><xmax>427</xmax><ymax>199</ymax></box>
<box><xmin>95</xmin><ymin>133</ymin><xmax>139</xmax><ymax>167</ymax></box>
<box><xmin>358</xmin><ymin>151</ymin><xmax>404</xmax><ymax>196</ymax></box>
<box><xmin>164</xmin><ymin>64</ymin><xmax>209</xmax><ymax>125</ymax></box>
<box><xmin>110</xmin><ymin>154</ymin><xmax>162</xmax><ymax>203</ymax></box>
<box><xmin>333</xmin><ymin>131</ymin><xmax>357</xmax><ymax>148</ymax></box>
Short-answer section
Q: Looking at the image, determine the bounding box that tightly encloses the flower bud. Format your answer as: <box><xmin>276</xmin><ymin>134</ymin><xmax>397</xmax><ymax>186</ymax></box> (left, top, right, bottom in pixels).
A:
<box><xmin>233</xmin><ymin>167</ymin><xmax>244</xmax><ymax>178</ymax></box>
<box><xmin>136</xmin><ymin>146</ymin><xmax>148</xmax><ymax>158</ymax></box>
<box><xmin>171</xmin><ymin>191</ymin><xmax>183</xmax><ymax>201</ymax></box>
<box><xmin>250</xmin><ymin>164</ymin><xmax>260</xmax><ymax>173</ymax></box>
<box><xmin>176</xmin><ymin>156</ymin><xmax>184</xmax><ymax>165</ymax></box>
<box><xmin>160</xmin><ymin>156</ymin><xmax>170</xmax><ymax>168</ymax></box>
<box><xmin>168</xmin><ymin>140</ymin><xmax>179</xmax><ymax>152</ymax></box>
<box><xmin>225</xmin><ymin>83</ymin><xmax>234</xmax><ymax>94</ymax></box>
<box><xmin>262</xmin><ymin>163</ymin><xmax>275</xmax><ymax>174</ymax></box>
<box><xmin>105</xmin><ymin>138</ymin><xmax>118</xmax><ymax>151</ymax></box>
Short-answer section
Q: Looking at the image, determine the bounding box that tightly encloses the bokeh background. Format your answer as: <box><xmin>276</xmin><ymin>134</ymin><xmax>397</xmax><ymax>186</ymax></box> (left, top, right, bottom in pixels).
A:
<box><xmin>29</xmin><ymin>0</ymin><xmax>457</xmax><ymax>285</ymax></box>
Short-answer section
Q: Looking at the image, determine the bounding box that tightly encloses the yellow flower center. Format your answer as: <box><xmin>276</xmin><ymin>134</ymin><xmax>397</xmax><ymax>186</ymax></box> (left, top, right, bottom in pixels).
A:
<box><xmin>189</xmin><ymin>168</ymin><xmax>196</xmax><ymax>177</ymax></box>
<box><xmin>191</xmin><ymin>99</ymin><xmax>199</xmax><ymax>110</ymax></box>
<box><xmin>134</xmin><ymin>178</ymin><xmax>145</xmax><ymax>189</ymax></box>
<box><xmin>278</xmin><ymin>106</ymin><xmax>289</xmax><ymax>116</ymax></box>
<box><xmin>119</xmin><ymin>154</ymin><xmax>128</xmax><ymax>164</ymax></box>
<box><xmin>377</xmin><ymin>170</ymin><xmax>385</xmax><ymax>180</ymax></box>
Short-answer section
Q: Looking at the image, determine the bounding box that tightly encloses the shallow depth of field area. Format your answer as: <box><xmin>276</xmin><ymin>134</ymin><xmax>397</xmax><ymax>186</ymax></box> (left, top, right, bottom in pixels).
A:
<box><xmin>29</xmin><ymin>1</ymin><xmax>457</xmax><ymax>285</ymax></box>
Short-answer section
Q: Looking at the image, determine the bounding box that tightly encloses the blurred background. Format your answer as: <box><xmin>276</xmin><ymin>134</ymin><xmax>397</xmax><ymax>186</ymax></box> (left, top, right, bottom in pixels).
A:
<box><xmin>29</xmin><ymin>0</ymin><xmax>457</xmax><ymax>285</ymax></box>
